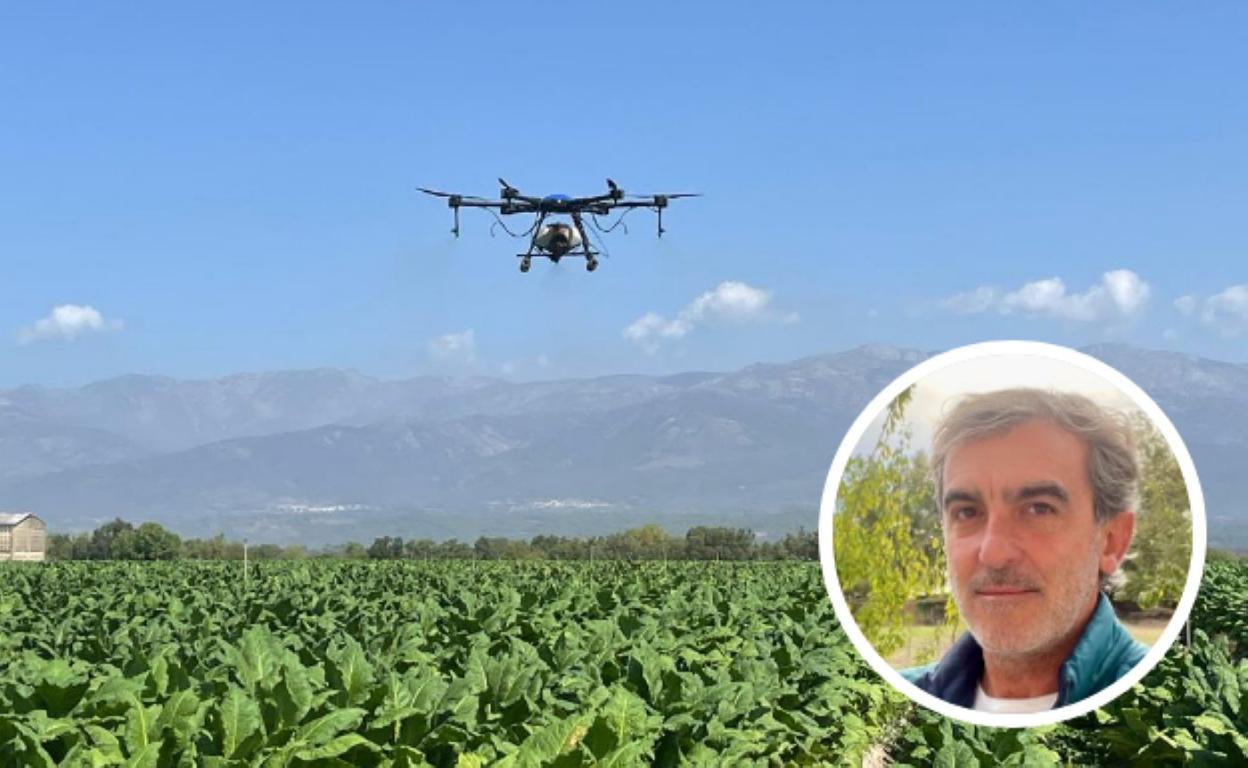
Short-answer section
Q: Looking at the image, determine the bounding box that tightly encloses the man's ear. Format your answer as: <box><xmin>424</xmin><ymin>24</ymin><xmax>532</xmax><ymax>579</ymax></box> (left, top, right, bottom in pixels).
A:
<box><xmin>1099</xmin><ymin>510</ymin><xmax>1135</xmax><ymax>575</ymax></box>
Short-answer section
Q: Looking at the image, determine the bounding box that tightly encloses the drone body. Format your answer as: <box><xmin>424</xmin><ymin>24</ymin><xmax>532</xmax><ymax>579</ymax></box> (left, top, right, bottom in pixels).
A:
<box><xmin>418</xmin><ymin>179</ymin><xmax>698</xmax><ymax>273</ymax></box>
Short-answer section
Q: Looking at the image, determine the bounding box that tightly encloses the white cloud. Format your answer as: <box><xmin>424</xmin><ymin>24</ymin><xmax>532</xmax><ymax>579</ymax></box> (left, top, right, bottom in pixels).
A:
<box><xmin>685</xmin><ymin>281</ymin><xmax>773</xmax><ymax>323</ymax></box>
<box><xmin>17</xmin><ymin>304</ymin><xmax>123</xmax><ymax>344</ymax></box>
<box><xmin>624</xmin><ymin>281</ymin><xmax>796</xmax><ymax>353</ymax></box>
<box><xmin>941</xmin><ymin>286</ymin><xmax>1001</xmax><ymax>314</ymax></box>
<box><xmin>427</xmin><ymin>329</ymin><xmax>476</xmax><ymax>364</ymax></box>
<box><xmin>1102</xmin><ymin>269</ymin><xmax>1151</xmax><ymax>316</ymax></box>
<box><xmin>623</xmin><ymin>312</ymin><xmax>679</xmax><ymax>353</ymax></box>
<box><xmin>1174</xmin><ymin>295</ymin><xmax>1198</xmax><ymax>316</ymax></box>
<box><xmin>1200</xmin><ymin>284</ymin><xmax>1248</xmax><ymax>336</ymax></box>
<box><xmin>941</xmin><ymin>269</ymin><xmax>1151</xmax><ymax>323</ymax></box>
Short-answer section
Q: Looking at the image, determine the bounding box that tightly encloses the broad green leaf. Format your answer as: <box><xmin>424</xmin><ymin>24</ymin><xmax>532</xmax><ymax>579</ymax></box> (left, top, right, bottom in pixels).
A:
<box><xmin>217</xmin><ymin>687</ymin><xmax>263</xmax><ymax>759</ymax></box>
<box><xmin>121</xmin><ymin>742</ymin><xmax>161</xmax><ymax>768</ymax></box>
<box><xmin>123</xmin><ymin>703</ymin><xmax>162</xmax><ymax>755</ymax></box>
<box><xmin>499</xmin><ymin>714</ymin><xmax>591</xmax><ymax>767</ymax></box>
<box><xmin>275</xmin><ymin>662</ymin><xmax>315</xmax><ymax>731</ymax></box>
<box><xmin>933</xmin><ymin>741</ymin><xmax>979</xmax><ymax>768</ymax></box>
<box><xmin>327</xmin><ymin>636</ymin><xmax>375</xmax><ymax>707</ymax></box>
<box><xmin>290</xmin><ymin>707</ymin><xmax>366</xmax><ymax>747</ymax></box>
<box><xmin>294</xmin><ymin>732</ymin><xmax>381</xmax><ymax>760</ymax></box>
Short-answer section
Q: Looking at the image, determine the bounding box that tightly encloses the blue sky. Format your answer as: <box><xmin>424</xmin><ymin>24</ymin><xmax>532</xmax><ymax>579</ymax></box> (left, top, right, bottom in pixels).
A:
<box><xmin>3</xmin><ymin>2</ymin><xmax>1246</xmax><ymax>389</ymax></box>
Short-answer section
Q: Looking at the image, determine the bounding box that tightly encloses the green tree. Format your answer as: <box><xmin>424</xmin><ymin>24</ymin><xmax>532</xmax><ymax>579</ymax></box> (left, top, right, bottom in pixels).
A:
<box><xmin>1119</xmin><ymin>417</ymin><xmax>1192</xmax><ymax>609</ymax></box>
<box><xmin>684</xmin><ymin>526</ymin><xmax>755</xmax><ymax>560</ymax></box>
<box><xmin>436</xmin><ymin>538</ymin><xmax>473</xmax><ymax>558</ymax></box>
<box><xmin>474</xmin><ymin>536</ymin><xmax>536</xmax><ymax>560</ymax></box>
<box><xmin>833</xmin><ymin>386</ymin><xmax>952</xmax><ymax>656</ymax></box>
<box><xmin>89</xmin><ymin>518</ymin><xmax>136</xmax><ymax>560</ymax></box>
<box><xmin>251</xmin><ymin>543</ymin><xmax>287</xmax><ymax>560</ymax></box>
<box><xmin>779</xmin><ymin>528</ymin><xmax>818</xmax><ymax>560</ymax></box>
<box><xmin>133</xmin><ymin>522</ymin><xmax>182</xmax><ymax>560</ymax></box>
<box><xmin>368</xmin><ymin>536</ymin><xmax>405</xmax><ymax>559</ymax></box>
<box><xmin>530</xmin><ymin>534</ymin><xmax>587</xmax><ymax>559</ymax></box>
<box><xmin>403</xmin><ymin>538</ymin><xmax>436</xmax><ymax>559</ymax></box>
<box><xmin>600</xmin><ymin>524</ymin><xmax>677</xmax><ymax>560</ymax></box>
<box><xmin>46</xmin><ymin>533</ymin><xmax>76</xmax><ymax>561</ymax></box>
<box><xmin>184</xmin><ymin>534</ymin><xmax>228</xmax><ymax>559</ymax></box>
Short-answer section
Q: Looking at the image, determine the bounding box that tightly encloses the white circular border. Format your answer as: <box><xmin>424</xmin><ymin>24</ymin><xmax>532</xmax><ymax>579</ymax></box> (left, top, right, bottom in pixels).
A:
<box><xmin>817</xmin><ymin>340</ymin><xmax>1207</xmax><ymax>729</ymax></box>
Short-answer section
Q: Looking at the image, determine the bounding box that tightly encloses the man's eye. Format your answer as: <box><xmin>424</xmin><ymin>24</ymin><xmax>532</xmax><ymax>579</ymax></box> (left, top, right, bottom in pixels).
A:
<box><xmin>1025</xmin><ymin>502</ymin><xmax>1057</xmax><ymax>516</ymax></box>
<box><xmin>950</xmin><ymin>506</ymin><xmax>978</xmax><ymax>521</ymax></box>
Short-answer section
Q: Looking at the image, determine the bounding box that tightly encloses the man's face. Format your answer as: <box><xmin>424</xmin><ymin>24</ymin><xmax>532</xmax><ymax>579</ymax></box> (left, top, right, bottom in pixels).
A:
<box><xmin>941</xmin><ymin>419</ymin><xmax>1113</xmax><ymax>658</ymax></box>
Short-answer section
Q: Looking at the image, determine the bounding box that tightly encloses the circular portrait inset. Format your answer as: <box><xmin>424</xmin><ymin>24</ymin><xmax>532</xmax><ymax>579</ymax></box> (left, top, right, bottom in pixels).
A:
<box><xmin>818</xmin><ymin>341</ymin><xmax>1205</xmax><ymax>727</ymax></box>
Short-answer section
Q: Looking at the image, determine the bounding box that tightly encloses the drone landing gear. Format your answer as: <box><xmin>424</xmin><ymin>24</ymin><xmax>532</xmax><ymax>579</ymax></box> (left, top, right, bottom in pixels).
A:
<box><xmin>515</xmin><ymin>250</ymin><xmax>599</xmax><ymax>273</ymax></box>
<box><xmin>572</xmin><ymin>212</ymin><xmax>598</xmax><ymax>273</ymax></box>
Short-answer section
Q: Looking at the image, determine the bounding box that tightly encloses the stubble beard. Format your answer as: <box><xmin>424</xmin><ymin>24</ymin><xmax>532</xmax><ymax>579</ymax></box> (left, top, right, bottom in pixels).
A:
<box><xmin>952</xmin><ymin>541</ymin><xmax>1101</xmax><ymax>659</ymax></box>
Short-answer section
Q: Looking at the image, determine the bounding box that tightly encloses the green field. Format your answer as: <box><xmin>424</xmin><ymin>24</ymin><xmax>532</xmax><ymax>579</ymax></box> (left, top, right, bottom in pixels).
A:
<box><xmin>1</xmin><ymin>559</ymin><xmax>1245</xmax><ymax>766</ymax></box>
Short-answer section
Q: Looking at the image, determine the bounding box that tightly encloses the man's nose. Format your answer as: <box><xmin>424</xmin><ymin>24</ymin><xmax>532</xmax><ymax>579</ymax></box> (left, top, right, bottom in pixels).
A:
<box><xmin>977</xmin><ymin>506</ymin><xmax>1022</xmax><ymax>568</ymax></box>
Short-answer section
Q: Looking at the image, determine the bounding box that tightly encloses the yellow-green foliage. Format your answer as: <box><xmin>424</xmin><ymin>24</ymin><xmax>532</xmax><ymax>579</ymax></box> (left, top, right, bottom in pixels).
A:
<box><xmin>1121</xmin><ymin>415</ymin><xmax>1194</xmax><ymax>610</ymax></box>
<box><xmin>833</xmin><ymin>387</ymin><xmax>953</xmax><ymax>656</ymax></box>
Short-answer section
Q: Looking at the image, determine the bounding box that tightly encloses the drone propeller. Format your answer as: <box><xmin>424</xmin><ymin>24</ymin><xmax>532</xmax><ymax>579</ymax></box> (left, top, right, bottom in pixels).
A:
<box><xmin>416</xmin><ymin>187</ymin><xmax>489</xmax><ymax>203</ymax></box>
<box><xmin>417</xmin><ymin>187</ymin><xmax>487</xmax><ymax>238</ymax></box>
<box><xmin>498</xmin><ymin>178</ymin><xmax>520</xmax><ymax>199</ymax></box>
<box><xmin>628</xmin><ymin>192</ymin><xmax>701</xmax><ymax>200</ymax></box>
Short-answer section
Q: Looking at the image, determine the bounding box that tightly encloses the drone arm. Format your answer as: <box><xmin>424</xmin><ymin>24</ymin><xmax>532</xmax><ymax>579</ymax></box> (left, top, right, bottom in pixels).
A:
<box><xmin>568</xmin><ymin>193</ymin><xmax>616</xmax><ymax>206</ymax></box>
<box><xmin>442</xmin><ymin>198</ymin><xmax>506</xmax><ymax>237</ymax></box>
<box><xmin>600</xmin><ymin>200</ymin><xmax>656</xmax><ymax>209</ymax></box>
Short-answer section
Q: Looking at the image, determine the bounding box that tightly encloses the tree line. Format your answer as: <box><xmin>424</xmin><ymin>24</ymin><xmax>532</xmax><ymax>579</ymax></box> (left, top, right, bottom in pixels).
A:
<box><xmin>46</xmin><ymin>519</ymin><xmax>818</xmax><ymax>562</ymax></box>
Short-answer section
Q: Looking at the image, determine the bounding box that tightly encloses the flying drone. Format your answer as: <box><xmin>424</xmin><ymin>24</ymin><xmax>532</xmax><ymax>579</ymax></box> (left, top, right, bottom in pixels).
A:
<box><xmin>418</xmin><ymin>179</ymin><xmax>699</xmax><ymax>272</ymax></box>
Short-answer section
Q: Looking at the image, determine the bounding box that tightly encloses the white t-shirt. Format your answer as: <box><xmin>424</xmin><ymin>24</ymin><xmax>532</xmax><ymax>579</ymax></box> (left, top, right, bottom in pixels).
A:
<box><xmin>973</xmin><ymin>684</ymin><xmax>1058</xmax><ymax>713</ymax></box>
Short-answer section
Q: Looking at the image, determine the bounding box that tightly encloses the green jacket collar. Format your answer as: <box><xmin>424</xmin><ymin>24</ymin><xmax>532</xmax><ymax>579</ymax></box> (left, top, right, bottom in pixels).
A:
<box><xmin>1055</xmin><ymin>592</ymin><xmax>1149</xmax><ymax>705</ymax></box>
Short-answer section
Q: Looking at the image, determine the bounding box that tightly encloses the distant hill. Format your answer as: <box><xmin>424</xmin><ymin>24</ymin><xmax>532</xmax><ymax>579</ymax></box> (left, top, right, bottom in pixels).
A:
<box><xmin>1</xmin><ymin>344</ymin><xmax>1243</xmax><ymax>548</ymax></box>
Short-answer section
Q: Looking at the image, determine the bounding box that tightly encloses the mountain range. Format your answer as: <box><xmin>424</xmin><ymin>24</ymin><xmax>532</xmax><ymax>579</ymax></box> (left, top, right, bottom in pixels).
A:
<box><xmin>1</xmin><ymin>344</ymin><xmax>1244</xmax><ymax>548</ymax></box>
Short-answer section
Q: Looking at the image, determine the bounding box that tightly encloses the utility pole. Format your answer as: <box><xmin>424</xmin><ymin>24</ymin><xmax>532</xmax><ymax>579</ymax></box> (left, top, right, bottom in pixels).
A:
<box><xmin>243</xmin><ymin>538</ymin><xmax>249</xmax><ymax>593</ymax></box>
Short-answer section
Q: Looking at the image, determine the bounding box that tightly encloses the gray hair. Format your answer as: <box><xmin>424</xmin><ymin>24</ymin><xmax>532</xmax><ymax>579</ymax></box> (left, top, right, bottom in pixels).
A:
<box><xmin>930</xmin><ymin>388</ymin><xmax>1139</xmax><ymax>592</ymax></box>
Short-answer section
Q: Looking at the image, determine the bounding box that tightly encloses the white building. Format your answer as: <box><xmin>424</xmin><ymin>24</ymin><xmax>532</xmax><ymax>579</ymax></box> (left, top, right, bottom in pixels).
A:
<box><xmin>0</xmin><ymin>512</ymin><xmax>47</xmax><ymax>562</ymax></box>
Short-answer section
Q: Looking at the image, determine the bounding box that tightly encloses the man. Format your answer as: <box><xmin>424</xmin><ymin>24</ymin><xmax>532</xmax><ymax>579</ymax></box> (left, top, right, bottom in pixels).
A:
<box><xmin>900</xmin><ymin>388</ymin><xmax>1148</xmax><ymax>713</ymax></box>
